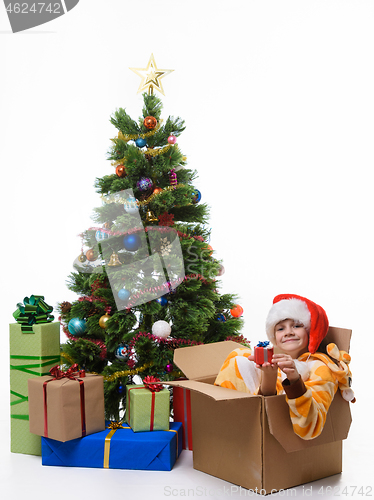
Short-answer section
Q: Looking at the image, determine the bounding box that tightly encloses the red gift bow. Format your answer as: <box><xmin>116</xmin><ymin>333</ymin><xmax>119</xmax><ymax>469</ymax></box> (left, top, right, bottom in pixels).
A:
<box><xmin>49</xmin><ymin>363</ymin><xmax>86</xmax><ymax>380</ymax></box>
<box><xmin>143</xmin><ymin>375</ymin><xmax>162</xmax><ymax>393</ymax></box>
<box><xmin>43</xmin><ymin>364</ymin><xmax>86</xmax><ymax>438</ymax></box>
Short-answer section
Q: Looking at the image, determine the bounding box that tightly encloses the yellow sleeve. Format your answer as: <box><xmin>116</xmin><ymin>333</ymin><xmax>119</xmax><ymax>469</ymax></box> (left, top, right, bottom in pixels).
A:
<box><xmin>286</xmin><ymin>361</ymin><xmax>338</xmax><ymax>440</ymax></box>
<box><xmin>214</xmin><ymin>347</ymin><xmax>254</xmax><ymax>393</ymax></box>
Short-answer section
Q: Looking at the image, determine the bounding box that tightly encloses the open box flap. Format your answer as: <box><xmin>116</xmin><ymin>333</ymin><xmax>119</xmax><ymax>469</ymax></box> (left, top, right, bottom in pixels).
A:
<box><xmin>265</xmin><ymin>391</ymin><xmax>352</xmax><ymax>453</ymax></box>
<box><xmin>168</xmin><ymin>379</ymin><xmax>254</xmax><ymax>401</ymax></box>
<box><xmin>173</xmin><ymin>341</ymin><xmax>240</xmax><ymax>381</ymax></box>
<box><xmin>324</xmin><ymin>326</ymin><xmax>352</xmax><ymax>352</ymax></box>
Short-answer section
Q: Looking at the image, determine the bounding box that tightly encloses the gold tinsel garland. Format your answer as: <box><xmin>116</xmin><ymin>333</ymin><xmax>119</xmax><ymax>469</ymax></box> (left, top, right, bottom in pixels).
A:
<box><xmin>101</xmin><ymin>183</ymin><xmax>186</xmax><ymax>205</ymax></box>
<box><xmin>60</xmin><ymin>352</ymin><xmax>75</xmax><ymax>365</ymax></box>
<box><xmin>115</xmin><ymin>120</ymin><xmax>163</xmax><ymax>142</ymax></box>
<box><xmin>60</xmin><ymin>352</ymin><xmax>154</xmax><ymax>382</ymax></box>
<box><xmin>143</xmin><ymin>144</ymin><xmax>172</xmax><ymax>157</ymax></box>
<box><xmin>137</xmin><ymin>183</ymin><xmax>185</xmax><ymax>206</ymax></box>
<box><xmin>101</xmin><ymin>362</ymin><xmax>153</xmax><ymax>381</ymax></box>
<box><xmin>111</xmin><ymin>144</ymin><xmax>175</xmax><ymax>168</ymax></box>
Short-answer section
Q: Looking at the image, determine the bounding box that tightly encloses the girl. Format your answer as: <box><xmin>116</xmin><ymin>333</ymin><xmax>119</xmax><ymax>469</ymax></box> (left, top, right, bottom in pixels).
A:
<box><xmin>214</xmin><ymin>294</ymin><xmax>355</xmax><ymax>440</ymax></box>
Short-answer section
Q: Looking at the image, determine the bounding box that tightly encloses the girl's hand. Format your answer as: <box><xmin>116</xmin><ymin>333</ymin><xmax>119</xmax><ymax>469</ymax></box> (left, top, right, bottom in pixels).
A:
<box><xmin>247</xmin><ymin>355</ymin><xmax>278</xmax><ymax>374</ymax></box>
<box><xmin>247</xmin><ymin>355</ymin><xmax>278</xmax><ymax>395</ymax></box>
<box><xmin>271</xmin><ymin>353</ymin><xmax>300</xmax><ymax>383</ymax></box>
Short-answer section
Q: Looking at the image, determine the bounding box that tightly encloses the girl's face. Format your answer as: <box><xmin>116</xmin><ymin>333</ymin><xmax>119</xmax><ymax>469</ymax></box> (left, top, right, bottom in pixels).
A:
<box><xmin>274</xmin><ymin>318</ymin><xmax>309</xmax><ymax>358</ymax></box>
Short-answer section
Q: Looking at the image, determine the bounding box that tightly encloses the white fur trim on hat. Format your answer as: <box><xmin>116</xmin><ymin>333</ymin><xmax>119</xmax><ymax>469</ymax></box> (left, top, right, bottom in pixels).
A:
<box><xmin>266</xmin><ymin>298</ymin><xmax>311</xmax><ymax>343</ymax></box>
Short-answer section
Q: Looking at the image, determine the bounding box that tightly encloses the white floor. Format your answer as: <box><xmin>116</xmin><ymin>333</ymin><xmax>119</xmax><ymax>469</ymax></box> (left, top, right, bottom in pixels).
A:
<box><xmin>1</xmin><ymin>402</ymin><xmax>372</xmax><ymax>499</ymax></box>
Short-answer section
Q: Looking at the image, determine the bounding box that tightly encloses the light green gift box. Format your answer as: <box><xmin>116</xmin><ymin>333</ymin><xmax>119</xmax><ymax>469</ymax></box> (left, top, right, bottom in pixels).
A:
<box><xmin>9</xmin><ymin>322</ymin><xmax>60</xmax><ymax>455</ymax></box>
<box><xmin>126</xmin><ymin>384</ymin><xmax>170</xmax><ymax>432</ymax></box>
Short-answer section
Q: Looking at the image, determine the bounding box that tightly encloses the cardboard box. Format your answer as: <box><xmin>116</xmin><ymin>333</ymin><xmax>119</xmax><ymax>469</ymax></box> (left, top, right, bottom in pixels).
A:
<box><xmin>125</xmin><ymin>384</ymin><xmax>170</xmax><ymax>432</ymax></box>
<box><xmin>168</xmin><ymin>327</ymin><xmax>352</xmax><ymax>495</ymax></box>
<box><xmin>41</xmin><ymin>421</ymin><xmax>183</xmax><ymax>470</ymax></box>
<box><xmin>28</xmin><ymin>372</ymin><xmax>105</xmax><ymax>442</ymax></box>
<box><xmin>9</xmin><ymin>321</ymin><xmax>61</xmax><ymax>455</ymax></box>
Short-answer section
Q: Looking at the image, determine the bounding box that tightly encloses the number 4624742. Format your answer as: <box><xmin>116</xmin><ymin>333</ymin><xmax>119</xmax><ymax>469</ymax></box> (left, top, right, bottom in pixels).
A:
<box><xmin>6</xmin><ymin>3</ymin><xmax>62</xmax><ymax>14</ymax></box>
<box><xmin>318</xmin><ymin>486</ymin><xmax>373</xmax><ymax>496</ymax></box>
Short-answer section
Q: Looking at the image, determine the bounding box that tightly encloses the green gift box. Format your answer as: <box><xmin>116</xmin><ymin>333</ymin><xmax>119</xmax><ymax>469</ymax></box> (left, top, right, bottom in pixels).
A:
<box><xmin>126</xmin><ymin>383</ymin><xmax>170</xmax><ymax>432</ymax></box>
<box><xmin>10</xmin><ymin>296</ymin><xmax>60</xmax><ymax>455</ymax></box>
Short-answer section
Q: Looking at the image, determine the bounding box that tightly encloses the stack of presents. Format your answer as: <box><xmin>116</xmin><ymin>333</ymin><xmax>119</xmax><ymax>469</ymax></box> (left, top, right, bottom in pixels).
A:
<box><xmin>10</xmin><ymin>296</ymin><xmax>182</xmax><ymax>471</ymax></box>
<box><xmin>10</xmin><ymin>296</ymin><xmax>352</xmax><ymax>494</ymax></box>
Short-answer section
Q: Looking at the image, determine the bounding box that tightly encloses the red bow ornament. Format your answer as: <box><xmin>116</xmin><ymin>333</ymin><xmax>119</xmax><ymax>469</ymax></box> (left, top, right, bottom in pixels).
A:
<box><xmin>143</xmin><ymin>375</ymin><xmax>162</xmax><ymax>393</ymax></box>
<box><xmin>49</xmin><ymin>363</ymin><xmax>86</xmax><ymax>380</ymax></box>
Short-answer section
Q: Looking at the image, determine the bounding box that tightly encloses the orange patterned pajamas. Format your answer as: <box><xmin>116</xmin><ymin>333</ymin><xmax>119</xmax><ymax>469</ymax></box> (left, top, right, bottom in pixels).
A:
<box><xmin>214</xmin><ymin>343</ymin><xmax>353</xmax><ymax>440</ymax></box>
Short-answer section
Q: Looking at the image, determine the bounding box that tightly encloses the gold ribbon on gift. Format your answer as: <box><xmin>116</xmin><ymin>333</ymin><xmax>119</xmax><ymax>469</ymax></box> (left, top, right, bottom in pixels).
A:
<box><xmin>103</xmin><ymin>422</ymin><xmax>130</xmax><ymax>469</ymax></box>
<box><xmin>166</xmin><ymin>428</ymin><xmax>180</xmax><ymax>457</ymax></box>
<box><xmin>103</xmin><ymin>422</ymin><xmax>180</xmax><ymax>468</ymax></box>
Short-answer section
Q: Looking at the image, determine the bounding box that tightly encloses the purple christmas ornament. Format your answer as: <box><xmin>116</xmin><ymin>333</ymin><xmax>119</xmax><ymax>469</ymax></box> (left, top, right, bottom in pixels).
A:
<box><xmin>169</xmin><ymin>169</ymin><xmax>177</xmax><ymax>189</ymax></box>
<box><xmin>137</xmin><ymin>177</ymin><xmax>153</xmax><ymax>191</ymax></box>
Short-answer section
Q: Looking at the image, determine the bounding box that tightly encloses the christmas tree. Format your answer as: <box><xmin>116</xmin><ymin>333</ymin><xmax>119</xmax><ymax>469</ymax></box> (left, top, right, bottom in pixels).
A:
<box><xmin>59</xmin><ymin>55</ymin><xmax>246</xmax><ymax>420</ymax></box>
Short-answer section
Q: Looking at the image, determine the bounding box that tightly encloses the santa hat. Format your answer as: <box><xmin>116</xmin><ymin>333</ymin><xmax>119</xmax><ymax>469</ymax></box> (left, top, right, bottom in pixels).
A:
<box><xmin>265</xmin><ymin>294</ymin><xmax>329</xmax><ymax>354</ymax></box>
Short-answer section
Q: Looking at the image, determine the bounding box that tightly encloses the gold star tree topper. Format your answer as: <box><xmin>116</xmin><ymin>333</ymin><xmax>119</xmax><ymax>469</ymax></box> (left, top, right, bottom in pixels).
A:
<box><xmin>129</xmin><ymin>54</ymin><xmax>174</xmax><ymax>96</ymax></box>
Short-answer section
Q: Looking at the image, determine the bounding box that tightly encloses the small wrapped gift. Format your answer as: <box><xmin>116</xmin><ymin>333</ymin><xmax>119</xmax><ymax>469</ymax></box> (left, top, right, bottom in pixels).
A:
<box><xmin>254</xmin><ymin>341</ymin><xmax>274</xmax><ymax>365</ymax></box>
<box><xmin>173</xmin><ymin>386</ymin><xmax>193</xmax><ymax>450</ymax></box>
<box><xmin>28</xmin><ymin>364</ymin><xmax>105</xmax><ymax>442</ymax></box>
<box><xmin>41</xmin><ymin>421</ymin><xmax>183</xmax><ymax>470</ymax></box>
<box><xmin>126</xmin><ymin>376</ymin><xmax>170</xmax><ymax>432</ymax></box>
<box><xmin>10</xmin><ymin>295</ymin><xmax>60</xmax><ymax>455</ymax></box>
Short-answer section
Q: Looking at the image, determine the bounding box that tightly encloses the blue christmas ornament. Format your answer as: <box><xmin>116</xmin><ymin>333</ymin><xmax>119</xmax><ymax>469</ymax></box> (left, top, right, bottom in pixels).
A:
<box><xmin>192</xmin><ymin>189</ymin><xmax>201</xmax><ymax>203</ymax></box>
<box><xmin>123</xmin><ymin>233</ymin><xmax>141</xmax><ymax>252</ymax></box>
<box><xmin>67</xmin><ymin>318</ymin><xmax>87</xmax><ymax>336</ymax></box>
<box><xmin>217</xmin><ymin>314</ymin><xmax>226</xmax><ymax>322</ymax></box>
<box><xmin>95</xmin><ymin>230</ymin><xmax>109</xmax><ymax>242</ymax></box>
<box><xmin>115</xmin><ymin>343</ymin><xmax>129</xmax><ymax>361</ymax></box>
<box><xmin>118</xmin><ymin>288</ymin><xmax>131</xmax><ymax>301</ymax></box>
<box><xmin>135</xmin><ymin>137</ymin><xmax>147</xmax><ymax>148</ymax></box>
<box><xmin>156</xmin><ymin>296</ymin><xmax>168</xmax><ymax>306</ymax></box>
<box><xmin>124</xmin><ymin>197</ymin><xmax>138</xmax><ymax>214</ymax></box>
<box><xmin>118</xmin><ymin>384</ymin><xmax>125</xmax><ymax>394</ymax></box>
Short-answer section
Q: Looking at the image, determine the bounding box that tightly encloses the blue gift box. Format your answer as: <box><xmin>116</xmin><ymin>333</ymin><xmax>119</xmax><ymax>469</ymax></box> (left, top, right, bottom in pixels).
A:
<box><xmin>42</xmin><ymin>421</ymin><xmax>182</xmax><ymax>471</ymax></box>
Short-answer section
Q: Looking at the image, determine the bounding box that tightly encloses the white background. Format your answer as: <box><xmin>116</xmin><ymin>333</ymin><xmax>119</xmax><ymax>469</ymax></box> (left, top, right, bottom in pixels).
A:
<box><xmin>0</xmin><ymin>1</ymin><xmax>373</xmax><ymax>498</ymax></box>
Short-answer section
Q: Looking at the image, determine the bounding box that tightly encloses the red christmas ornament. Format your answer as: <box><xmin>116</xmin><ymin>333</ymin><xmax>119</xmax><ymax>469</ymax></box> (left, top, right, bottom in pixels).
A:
<box><xmin>115</xmin><ymin>164</ymin><xmax>126</xmax><ymax>178</ymax></box>
<box><xmin>167</xmin><ymin>134</ymin><xmax>177</xmax><ymax>144</ymax></box>
<box><xmin>153</xmin><ymin>187</ymin><xmax>163</xmax><ymax>195</ymax></box>
<box><xmin>143</xmin><ymin>116</ymin><xmax>157</xmax><ymax>130</ymax></box>
<box><xmin>230</xmin><ymin>305</ymin><xmax>244</xmax><ymax>318</ymax></box>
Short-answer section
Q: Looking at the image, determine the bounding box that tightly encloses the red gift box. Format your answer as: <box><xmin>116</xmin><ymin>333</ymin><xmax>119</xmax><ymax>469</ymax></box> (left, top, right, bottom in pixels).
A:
<box><xmin>254</xmin><ymin>342</ymin><xmax>273</xmax><ymax>365</ymax></box>
<box><xmin>173</xmin><ymin>386</ymin><xmax>193</xmax><ymax>450</ymax></box>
